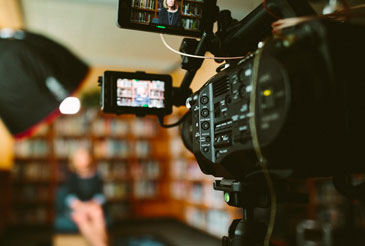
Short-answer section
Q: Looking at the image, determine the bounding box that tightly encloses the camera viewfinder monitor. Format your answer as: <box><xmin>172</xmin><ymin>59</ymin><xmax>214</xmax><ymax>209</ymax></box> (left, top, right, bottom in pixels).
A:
<box><xmin>101</xmin><ymin>71</ymin><xmax>172</xmax><ymax>116</ymax></box>
<box><xmin>117</xmin><ymin>0</ymin><xmax>213</xmax><ymax>37</ymax></box>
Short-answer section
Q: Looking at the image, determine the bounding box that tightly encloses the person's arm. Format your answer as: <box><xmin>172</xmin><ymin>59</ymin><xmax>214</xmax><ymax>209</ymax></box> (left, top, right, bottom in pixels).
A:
<box><xmin>64</xmin><ymin>173</ymin><xmax>82</xmax><ymax>209</ymax></box>
<box><xmin>176</xmin><ymin>11</ymin><xmax>182</xmax><ymax>27</ymax></box>
<box><xmin>159</xmin><ymin>9</ymin><xmax>167</xmax><ymax>25</ymax></box>
<box><xmin>92</xmin><ymin>174</ymin><xmax>106</xmax><ymax>205</ymax></box>
<box><xmin>92</xmin><ymin>193</ymin><xmax>106</xmax><ymax>205</ymax></box>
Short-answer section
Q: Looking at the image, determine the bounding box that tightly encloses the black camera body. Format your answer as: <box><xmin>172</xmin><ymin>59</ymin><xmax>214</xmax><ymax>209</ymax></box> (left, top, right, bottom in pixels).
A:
<box><xmin>182</xmin><ymin>20</ymin><xmax>365</xmax><ymax>179</ymax></box>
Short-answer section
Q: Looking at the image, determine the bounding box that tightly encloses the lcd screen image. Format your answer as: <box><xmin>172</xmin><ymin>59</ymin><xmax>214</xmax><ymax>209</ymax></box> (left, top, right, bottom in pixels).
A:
<box><xmin>116</xmin><ymin>78</ymin><xmax>165</xmax><ymax>108</ymax></box>
<box><xmin>130</xmin><ymin>0</ymin><xmax>205</xmax><ymax>32</ymax></box>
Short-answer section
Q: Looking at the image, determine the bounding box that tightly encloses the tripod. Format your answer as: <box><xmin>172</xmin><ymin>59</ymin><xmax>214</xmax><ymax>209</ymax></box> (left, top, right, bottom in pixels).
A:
<box><xmin>214</xmin><ymin>175</ymin><xmax>308</xmax><ymax>246</ymax></box>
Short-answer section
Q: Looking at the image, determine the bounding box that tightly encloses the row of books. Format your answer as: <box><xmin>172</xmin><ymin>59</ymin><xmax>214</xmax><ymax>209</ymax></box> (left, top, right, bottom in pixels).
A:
<box><xmin>92</xmin><ymin>117</ymin><xmax>158</xmax><ymax>137</ymax></box>
<box><xmin>12</xmin><ymin>185</ymin><xmax>50</xmax><ymax>202</ymax></box>
<box><xmin>55</xmin><ymin>110</ymin><xmax>158</xmax><ymax>138</ymax></box>
<box><xmin>185</xmin><ymin>206</ymin><xmax>232</xmax><ymax>238</ymax></box>
<box><xmin>97</xmin><ymin>161</ymin><xmax>129</xmax><ymax>180</ymax></box>
<box><xmin>170</xmin><ymin>158</ymin><xmax>210</xmax><ymax>181</ymax></box>
<box><xmin>104</xmin><ymin>182</ymin><xmax>129</xmax><ymax>200</ymax></box>
<box><xmin>55</xmin><ymin>113</ymin><xmax>91</xmax><ymax>136</ymax></box>
<box><xmin>134</xmin><ymin>180</ymin><xmax>158</xmax><ymax>198</ymax></box>
<box><xmin>131</xmin><ymin>11</ymin><xmax>154</xmax><ymax>24</ymax></box>
<box><xmin>103</xmin><ymin>181</ymin><xmax>159</xmax><ymax>199</ymax></box>
<box><xmin>92</xmin><ymin>118</ymin><xmax>129</xmax><ymax>137</ymax></box>
<box><xmin>94</xmin><ymin>140</ymin><xmax>130</xmax><ymax>159</ymax></box>
<box><xmin>10</xmin><ymin>207</ymin><xmax>48</xmax><ymax>225</ymax></box>
<box><xmin>182</xmin><ymin>2</ymin><xmax>203</xmax><ymax>17</ymax></box>
<box><xmin>109</xmin><ymin>203</ymin><xmax>131</xmax><ymax>220</ymax></box>
<box><xmin>15</xmin><ymin>140</ymin><xmax>49</xmax><ymax>158</ymax></box>
<box><xmin>171</xmin><ymin>181</ymin><xmax>226</xmax><ymax>208</ymax></box>
<box><xmin>94</xmin><ymin>140</ymin><xmax>151</xmax><ymax>158</ymax></box>
<box><xmin>169</xmin><ymin>138</ymin><xmax>193</xmax><ymax>157</ymax></box>
<box><xmin>182</xmin><ymin>18</ymin><xmax>200</xmax><ymax>30</ymax></box>
<box><xmin>131</xmin><ymin>160</ymin><xmax>161</xmax><ymax>180</ymax></box>
<box><xmin>54</xmin><ymin>139</ymin><xmax>90</xmax><ymax>158</ymax></box>
<box><xmin>132</xmin><ymin>0</ymin><xmax>155</xmax><ymax>9</ymax></box>
<box><xmin>12</xmin><ymin>162</ymin><xmax>51</xmax><ymax>181</ymax></box>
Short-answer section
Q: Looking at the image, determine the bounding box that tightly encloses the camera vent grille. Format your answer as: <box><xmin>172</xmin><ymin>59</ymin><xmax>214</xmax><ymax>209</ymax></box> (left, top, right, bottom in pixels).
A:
<box><xmin>213</xmin><ymin>76</ymin><xmax>230</xmax><ymax>97</ymax></box>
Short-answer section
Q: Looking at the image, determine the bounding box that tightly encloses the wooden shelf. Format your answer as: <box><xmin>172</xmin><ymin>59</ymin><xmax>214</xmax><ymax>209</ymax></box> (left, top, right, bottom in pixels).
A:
<box><xmin>131</xmin><ymin>6</ymin><xmax>156</xmax><ymax>12</ymax></box>
<box><xmin>12</xmin><ymin>179</ymin><xmax>51</xmax><ymax>185</ymax></box>
<box><xmin>184</xmin><ymin>0</ymin><xmax>204</xmax><ymax>3</ymax></box>
<box><xmin>12</xmin><ymin>200</ymin><xmax>53</xmax><ymax>206</ymax></box>
<box><xmin>14</xmin><ymin>156</ymin><xmax>50</xmax><ymax>161</ymax></box>
<box><xmin>181</xmin><ymin>14</ymin><xmax>202</xmax><ymax>18</ymax></box>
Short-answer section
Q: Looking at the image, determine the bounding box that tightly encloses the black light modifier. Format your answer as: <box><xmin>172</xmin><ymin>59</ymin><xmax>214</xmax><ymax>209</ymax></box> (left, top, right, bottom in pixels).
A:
<box><xmin>0</xmin><ymin>29</ymin><xmax>89</xmax><ymax>138</ymax></box>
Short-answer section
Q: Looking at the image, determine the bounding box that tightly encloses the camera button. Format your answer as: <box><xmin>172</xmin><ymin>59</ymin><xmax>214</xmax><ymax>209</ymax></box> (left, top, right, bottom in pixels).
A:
<box><xmin>201</xmin><ymin>108</ymin><xmax>209</xmax><ymax>117</ymax></box>
<box><xmin>200</xmin><ymin>96</ymin><xmax>209</xmax><ymax>105</ymax></box>
<box><xmin>201</xmin><ymin>121</ymin><xmax>210</xmax><ymax>130</ymax></box>
<box><xmin>203</xmin><ymin>147</ymin><xmax>210</xmax><ymax>153</ymax></box>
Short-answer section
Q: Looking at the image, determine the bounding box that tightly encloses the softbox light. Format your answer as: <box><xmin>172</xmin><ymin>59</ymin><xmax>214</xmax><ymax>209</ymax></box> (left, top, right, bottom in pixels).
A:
<box><xmin>0</xmin><ymin>29</ymin><xmax>89</xmax><ymax>138</ymax></box>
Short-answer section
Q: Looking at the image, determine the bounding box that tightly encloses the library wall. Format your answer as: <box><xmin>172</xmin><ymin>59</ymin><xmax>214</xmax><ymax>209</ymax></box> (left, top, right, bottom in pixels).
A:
<box><xmin>8</xmin><ymin>104</ymin><xmax>242</xmax><ymax>237</ymax></box>
<box><xmin>10</xmin><ymin>109</ymin><xmax>172</xmax><ymax>225</ymax></box>
<box><xmin>0</xmin><ymin>0</ymin><xmax>23</xmax><ymax>29</ymax></box>
<box><xmin>0</xmin><ymin>119</ymin><xmax>14</xmax><ymax>170</ymax></box>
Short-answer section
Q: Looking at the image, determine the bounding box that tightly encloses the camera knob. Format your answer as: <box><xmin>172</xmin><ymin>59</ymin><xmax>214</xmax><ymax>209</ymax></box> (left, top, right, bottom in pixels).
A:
<box><xmin>186</xmin><ymin>97</ymin><xmax>197</xmax><ymax>109</ymax></box>
<box><xmin>201</xmin><ymin>108</ymin><xmax>209</xmax><ymax>117</ymax></box>
<box><xmin>97</xmin><ymin>76</ymin><xmax>103</xmax><ymax>86</ymax></box>
<box><xmin>200</xmin><ymin>96</ymin><xmax>209</xmax><ymax>105</ymax></box>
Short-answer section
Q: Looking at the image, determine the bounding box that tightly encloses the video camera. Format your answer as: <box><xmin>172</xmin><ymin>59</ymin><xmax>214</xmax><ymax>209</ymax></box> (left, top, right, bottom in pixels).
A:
<box><xmin>99</xmin><ymin>0</ymin><xmax>365</xmax><ymax>244</ymax></box>
<box><xmin>100</xmin><ymin>0</ymin><xmax>365</xmax><ymax>179</ymax></box>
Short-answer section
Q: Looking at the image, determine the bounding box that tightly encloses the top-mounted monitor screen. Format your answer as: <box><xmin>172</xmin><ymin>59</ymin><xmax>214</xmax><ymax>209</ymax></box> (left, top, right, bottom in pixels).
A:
<box><xmin>117</xmin><ymin>0</ymin><xmax>211</xmax><ymax>37</ymax></box>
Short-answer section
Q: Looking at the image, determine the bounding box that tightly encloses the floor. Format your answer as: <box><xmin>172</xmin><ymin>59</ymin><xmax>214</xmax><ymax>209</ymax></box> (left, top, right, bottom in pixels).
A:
<box><xmin>0</xmin><ymin>218</ymin><xmax>221</xmax><ymax>246</ymax></box>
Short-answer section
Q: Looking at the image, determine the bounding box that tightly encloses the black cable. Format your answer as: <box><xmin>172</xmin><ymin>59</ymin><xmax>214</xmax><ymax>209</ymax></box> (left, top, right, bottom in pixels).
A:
<box><xmin>158</xmin><ymin>112</ymin><xmax>189</xmax><ymax>128</ymax></box>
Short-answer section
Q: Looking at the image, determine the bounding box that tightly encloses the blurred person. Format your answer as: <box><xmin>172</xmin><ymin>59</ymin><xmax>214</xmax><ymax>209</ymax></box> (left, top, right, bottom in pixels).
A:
<box><xmin>159</xmin><ymin>0</ymin><xmax>182</xmax><ymax>27</ymax></box>
<box><xmin>58</xmin><ymin>147</ymin><xmax>108</xmax><ymax>246</ymax></box>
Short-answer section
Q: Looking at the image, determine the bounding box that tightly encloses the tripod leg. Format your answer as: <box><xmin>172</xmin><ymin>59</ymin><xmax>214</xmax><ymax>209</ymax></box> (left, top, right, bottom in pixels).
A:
<box><xmin>222</xmin><ymin>208</ymin><xmax>272</xmax><ymax>246</ymax></box>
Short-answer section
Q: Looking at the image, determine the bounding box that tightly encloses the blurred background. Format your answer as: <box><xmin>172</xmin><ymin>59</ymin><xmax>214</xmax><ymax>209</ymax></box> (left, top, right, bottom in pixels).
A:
<box><xmin>0</xmin><ymin>0</ymin><xmax>364</xmax><ymax>245</ymax></box>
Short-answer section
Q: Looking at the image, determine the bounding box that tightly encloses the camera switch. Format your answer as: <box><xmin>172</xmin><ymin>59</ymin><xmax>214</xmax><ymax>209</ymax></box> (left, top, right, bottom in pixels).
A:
<box><xmin>201</xmin><ymin>121</ymin><xmax>210</xmax><ymax>130</ymax></box>
<box><xmin>201</xmin><ymin>108</ymin><xmax>209</xmax><ymax>117</ymax></box>
<box><xmin>200</xmin><ymin>96</ymin><xmax>209</xmax><ymax>105</ymax></box>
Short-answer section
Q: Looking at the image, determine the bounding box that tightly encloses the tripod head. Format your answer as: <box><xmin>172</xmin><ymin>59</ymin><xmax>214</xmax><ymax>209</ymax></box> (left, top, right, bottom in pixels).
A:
<box><xmin>214</xmin><ymin>173</ymin><xmax>308</xmax><ymax>246</ymax></box>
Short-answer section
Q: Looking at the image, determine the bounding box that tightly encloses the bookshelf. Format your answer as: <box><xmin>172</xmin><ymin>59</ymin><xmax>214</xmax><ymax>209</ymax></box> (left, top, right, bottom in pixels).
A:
<box><xmin>130</xmin><ymin>0</ymin><xmax>203</xmax><ymax>31</ymax></box>
<box><xmin>166</xmin><ymin>109</ymin><xmax>242</xmax><ymax>238</ymax></box>
<box><xmin>9</xmin><ymin>108</ymin><xmax>171</xmax><ymax>226</ymax></box>
<box><xmin>0</xmin><ymin>171</ymin><xmax>11</xmax><ymax>236</ymax></box>
<box><xmin>10</xmin><ymin>124</ymin><xmax>54</xmax><ymax>226</ymax></box>
<box><xmin>8</xmin><ymin>106</ymin><xmax>359</xmax><ymax>242</ymax></box>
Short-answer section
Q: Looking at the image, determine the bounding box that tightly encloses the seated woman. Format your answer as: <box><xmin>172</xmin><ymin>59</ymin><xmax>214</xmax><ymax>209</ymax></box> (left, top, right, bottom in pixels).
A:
<box><xmin>55</xmin><ymin>147</ymin><xmax>108</xmax><ymax>246</ymax></box>
<box><xmin>158</xmin><ymin>0</ymin><xmax>182</xmax><ymax>27</ymax></box>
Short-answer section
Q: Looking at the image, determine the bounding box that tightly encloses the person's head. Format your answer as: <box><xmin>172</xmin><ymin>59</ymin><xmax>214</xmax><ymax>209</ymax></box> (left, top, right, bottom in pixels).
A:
<box><xmin>69</xmin><ymin>147</ymin><xmax>94</xmax><ymax>176</ymax></box>
<box><xmin>163</xmin><ymin>0</ymin><xmax>177</xmax><ymax>10</ymax></box>
<box><xmin>136</xmin><ymin>85</ymin><xmax>147</xmax><ymax>97</ymax></box>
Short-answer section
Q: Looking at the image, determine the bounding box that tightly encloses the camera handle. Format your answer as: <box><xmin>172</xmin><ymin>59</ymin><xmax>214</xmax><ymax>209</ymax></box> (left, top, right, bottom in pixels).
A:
<box><xmin>172</xmin><ymin>2</ymin><xmax>219</xmax><ymax>107</ymax></box>
<box><xmin>172</xmin><ymin>31</ymin><xmax>213</xmax><ymax>107</ymax></box>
